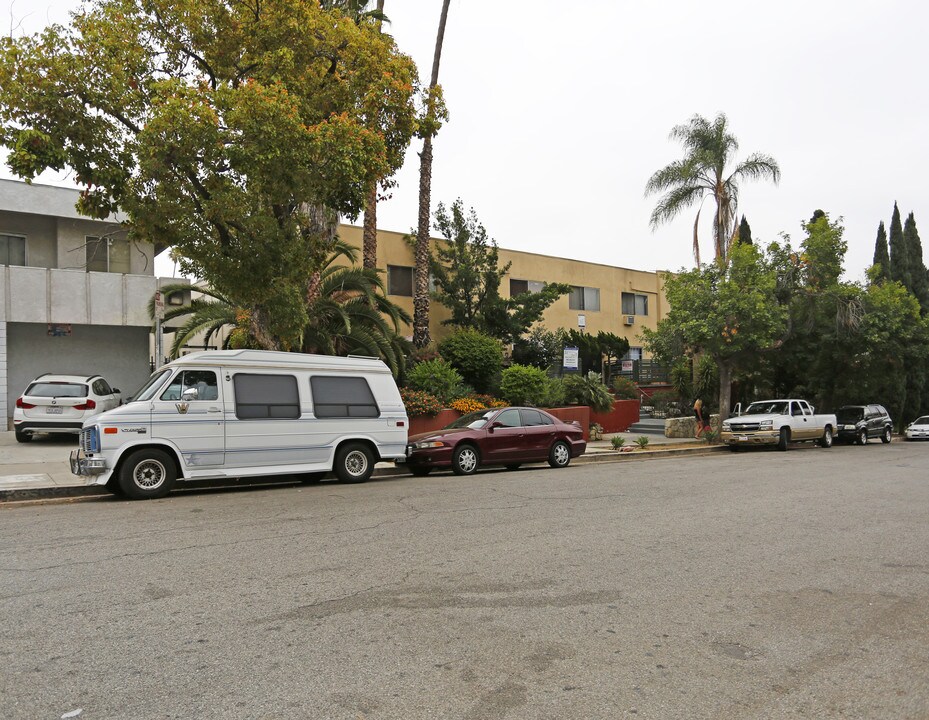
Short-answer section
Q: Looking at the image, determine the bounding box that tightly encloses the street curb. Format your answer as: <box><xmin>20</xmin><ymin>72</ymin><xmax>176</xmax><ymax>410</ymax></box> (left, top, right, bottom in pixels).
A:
<box><xmin>0</xmin><ymin>444</ymin><xmax>725</xmax><ymax>506</ymax></box>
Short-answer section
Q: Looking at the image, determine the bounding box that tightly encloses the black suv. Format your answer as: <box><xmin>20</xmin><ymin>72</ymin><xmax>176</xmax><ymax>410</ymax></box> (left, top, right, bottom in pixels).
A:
<box><xmin>835</xmin><ymin>405</ymin><xmax>893</xmax><ymax>445</ymax></box>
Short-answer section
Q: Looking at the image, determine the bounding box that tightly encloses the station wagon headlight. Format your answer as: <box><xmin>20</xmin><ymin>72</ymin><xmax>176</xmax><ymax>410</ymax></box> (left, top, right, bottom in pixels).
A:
<box><xmin>412</xmin><ymin>440</ymin><xmax>446</xmax><ymax>450</ymax></box>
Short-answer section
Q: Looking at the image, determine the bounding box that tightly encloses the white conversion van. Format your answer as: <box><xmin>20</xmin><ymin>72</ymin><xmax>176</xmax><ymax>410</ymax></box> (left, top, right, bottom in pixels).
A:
<box><xmin>69</xmin><ymin>350</ymin><xmax>409</xmax><ymax>499</ymax></box>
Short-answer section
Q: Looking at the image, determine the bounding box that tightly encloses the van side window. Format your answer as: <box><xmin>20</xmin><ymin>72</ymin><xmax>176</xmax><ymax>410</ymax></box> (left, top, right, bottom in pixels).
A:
<box><xmin>161</xmin><ymin>370</ymin><xmax>219</xmax><ymax>401</ymax></box>
<box><xmin>233</xmin><ymin>374</ymin><xmax>300</xmax><ymax>419</ymax></box>
<box><xmin>310</xmin><ymin>376</ymin><xmax>379</xmax><ymax>418</ymax></box>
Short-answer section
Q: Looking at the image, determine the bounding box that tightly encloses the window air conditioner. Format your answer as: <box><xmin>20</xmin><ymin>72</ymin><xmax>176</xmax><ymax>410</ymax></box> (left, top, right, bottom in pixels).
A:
<box><xmin>624</xmin><ymin>315</ymin><xmax>635</xmax><ymax>325</ymax></box>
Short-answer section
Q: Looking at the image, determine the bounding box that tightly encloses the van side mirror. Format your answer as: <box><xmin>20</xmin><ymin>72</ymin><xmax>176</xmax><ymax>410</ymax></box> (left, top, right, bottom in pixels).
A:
<box><xmin>182</xmin><ymin>387</ymin><xmax>199</xmax><ymax>401</ymax></box>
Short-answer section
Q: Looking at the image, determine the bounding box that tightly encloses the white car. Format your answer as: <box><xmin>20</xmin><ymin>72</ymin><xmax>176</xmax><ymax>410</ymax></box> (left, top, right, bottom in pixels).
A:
<box><xmin>904</xmin><ymin>416</ymin><xmax>929</xmax><ymax>441</ymax></box>
<box><xmin>13</xmin><ymin>374</ymin><xmax>121</xmax><ymax>443</ymax></box>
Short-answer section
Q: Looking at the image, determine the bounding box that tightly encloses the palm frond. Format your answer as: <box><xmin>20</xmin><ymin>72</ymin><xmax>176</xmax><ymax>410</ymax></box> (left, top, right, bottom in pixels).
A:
<box><xmin>648</xmin><ymin>183</ymin><xmax>707</xmax><ymax>229</ymax></box>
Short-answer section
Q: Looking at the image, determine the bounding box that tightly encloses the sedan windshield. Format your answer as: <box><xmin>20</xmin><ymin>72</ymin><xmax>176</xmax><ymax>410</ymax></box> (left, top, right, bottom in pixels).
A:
<box><xmin>445</xmin><ymin>409</ymin><xmax>496</xmax><ymax>430</ymax></box>
<box><xmin>744</xmin><ymin>401</ymin><xmax>788</xmax><ymax>415</ymax></box>
<box><xmin>913</xmin><ymin>416</ymin><xmax>929</xmax><ymax>426</ymax></box>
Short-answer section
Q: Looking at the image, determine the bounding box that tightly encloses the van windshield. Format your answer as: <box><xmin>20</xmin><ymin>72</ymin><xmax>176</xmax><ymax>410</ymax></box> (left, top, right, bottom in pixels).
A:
<box><xmin>130</xmin><ymin>369</ymin><xmax>173</xmax><ymax>402</ymax></box>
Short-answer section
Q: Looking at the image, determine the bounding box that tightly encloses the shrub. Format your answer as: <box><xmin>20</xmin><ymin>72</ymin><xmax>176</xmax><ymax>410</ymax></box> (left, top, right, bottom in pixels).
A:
<box><xmin>635</xmin><ymin>436</ymin><xmax>650</xmax><ymax>449</ymax></box>
<box><xmin>405</xmin><ymin>358</ymin><xmax>463</xmax><ymax>405</ymax></box>
<box><xmin>468</xmin><ymin>393</ymin><xmax>507</xmax><ymax>408</ymax></box>
<box><xmin>563</xmin><ymin>371</ymin><xmax>614</xmax><ymax>413</ymax></box>
<box><xmin>539</xmin><ymin>376</ymin><xmax>566</xmax><ymax>408</ymax></box>
<box><xmin>400</xmin><ymin>388</ymin><xmax>443</xmax><ymax>417</ymax></box>
<box><xmin>611</xmin><ymin>435</ymin><xmax>626</xmax><ymax>449</ymax></box>
<box><xmin>499</xmin><ymin>364</ymin><xmax>548</xmax><ymax>406</ymax></box>
<box><xmin>438</xmin><ymin>330</ymin><xmax>503</xmax><ymax>393</ymax></box>
<box><xmin>611</xmin><ymin>376</ymin><xmax>639</xmax><ymax>400</ymax></box>
<box><xmin>450</xmin><ymin>397</ymin><xmax>486</xmax><ymax>414</ymax></box>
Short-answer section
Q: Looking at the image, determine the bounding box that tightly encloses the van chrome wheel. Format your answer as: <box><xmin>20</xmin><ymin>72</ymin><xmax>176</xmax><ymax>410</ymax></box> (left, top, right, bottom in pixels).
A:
<box><xmin>118</xmin><ymin>449</ymin><xmax>177</xmax><ymax>500</ymax></box>
<box><xmin>335</xmin><ymin>443</ymin><xmax>374</xmax><ymax>483</ymax></box>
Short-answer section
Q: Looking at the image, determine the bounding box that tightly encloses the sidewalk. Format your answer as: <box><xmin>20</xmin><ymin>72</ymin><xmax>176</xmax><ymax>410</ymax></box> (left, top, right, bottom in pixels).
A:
<box><xmin>0</xmin><ymin>429</ymin><xmax>721</xmax><ymax>504</ymax></box>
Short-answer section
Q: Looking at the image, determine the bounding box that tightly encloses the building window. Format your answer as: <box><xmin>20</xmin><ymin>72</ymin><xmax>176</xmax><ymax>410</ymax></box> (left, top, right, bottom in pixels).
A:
<box><xmin>387</xmin><ymin>265</ymin><xmax>414</xmax><ymax>297</ymax></box>
<box><xmin>233</xmin><ymin>374</ymin><xmax>300</xmax><ymax>419</ymax></box>
<box><xmin>623</xmin><ymin>347</ymin><xmax>643</xmax><ymax>361</ymax></box>
<box><xmin>509</xmin><ymin>279</ymin><xmax>545</xmax><ymax>296</ymax></box>
<box><xmin>310</xmin><ymin>376</ymin><xmax>380</xmax><ymax>418</ymax></box>
<box><xmin>569</xmin><ymin>285</ymin><xmax>600</xmax><ymax>311</ymax></box>
<box><xmin>0</xmin><ymin>234</ymin><xmax>26</xmax><ymax>266</ymax></box>
<box><xmin>86</xmin><ymin>236</ymin><xmax>131</xmax><ymax>273</ymax></box>
<box><xmin>621</xmin><ymin>292</ymin><xmax>648</xmax><ymax>316</ymax></box>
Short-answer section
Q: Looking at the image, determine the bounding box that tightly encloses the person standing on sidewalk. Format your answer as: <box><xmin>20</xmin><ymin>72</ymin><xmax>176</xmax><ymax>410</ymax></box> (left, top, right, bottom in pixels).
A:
<box><xmin>693</xmin><ymin>397</ymin><xmax>706</xmax><ymax>438</ymax></box>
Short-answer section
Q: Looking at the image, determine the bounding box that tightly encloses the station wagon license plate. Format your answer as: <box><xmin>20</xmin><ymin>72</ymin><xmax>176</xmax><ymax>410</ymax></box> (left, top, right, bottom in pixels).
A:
<box><xmin>46</xmin><ymin>407</ymin><xmax>63</xmax><ymax>414</ymax></box>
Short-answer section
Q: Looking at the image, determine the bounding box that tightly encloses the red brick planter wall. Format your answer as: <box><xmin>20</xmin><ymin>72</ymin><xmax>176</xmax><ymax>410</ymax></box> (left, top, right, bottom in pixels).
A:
<box><xmin>545</xmin><ymin>406</ymin><xmax>591</xmax><ymax>441</ymax></box>
<box><xmin>590</xmin><ymin>399</ymin><xmax>640</xmax><ymax>433</ymax></box>
<box><xmin>408</xmin><ymin>408</ymin><xmax>461</xmax><ymax>437</ymax></box>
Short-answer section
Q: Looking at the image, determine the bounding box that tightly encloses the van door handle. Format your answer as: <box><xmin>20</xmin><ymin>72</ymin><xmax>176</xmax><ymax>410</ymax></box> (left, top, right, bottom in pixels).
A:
<box><xmin>208</xmin><ymin>407</ymin><xmax>221</xmax><ymax>413</ymax></box>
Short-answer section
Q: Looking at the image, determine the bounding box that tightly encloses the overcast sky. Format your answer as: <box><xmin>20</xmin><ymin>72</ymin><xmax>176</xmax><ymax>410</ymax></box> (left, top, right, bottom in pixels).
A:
<box><xmin>3</xmin><ymin>0</ymin><xmax>927</xmax><ymax>281</ymax></box>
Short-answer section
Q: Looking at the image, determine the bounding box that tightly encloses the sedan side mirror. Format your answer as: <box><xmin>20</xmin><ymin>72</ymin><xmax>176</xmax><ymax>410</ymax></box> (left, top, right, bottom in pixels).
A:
<box><xmin>488</xmin><ymin>421</ymin><xmax>503</xmax><ymax>431</ymax></box>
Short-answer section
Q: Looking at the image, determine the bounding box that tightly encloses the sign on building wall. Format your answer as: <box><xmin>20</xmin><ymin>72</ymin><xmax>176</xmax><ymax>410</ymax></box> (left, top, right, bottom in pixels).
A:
<box><xmin>563</xmin><ymin>346</ymin><xmax>579</xmax><ymax>369</ymax></box>
<box><xmin>47</xmin><ymin>324</ymin><xmax>72</xmax><ymax>337</ymax></box>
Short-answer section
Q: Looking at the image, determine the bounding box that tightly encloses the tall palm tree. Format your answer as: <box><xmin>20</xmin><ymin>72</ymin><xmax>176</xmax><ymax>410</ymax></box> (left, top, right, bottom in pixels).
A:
<box><xmin>645</xmin><ymin>113</ymin><xmax>780</xmax><ymax>265</ymax></box>
<box><xmin>413</xmin><ymin>0</ymin><xmax>452</xmax><ymax>348</ymax></box>
<box><xmin>150</xmin><ymin>241</ymin><xmax>412</xmax><ymax>374</ymax></box>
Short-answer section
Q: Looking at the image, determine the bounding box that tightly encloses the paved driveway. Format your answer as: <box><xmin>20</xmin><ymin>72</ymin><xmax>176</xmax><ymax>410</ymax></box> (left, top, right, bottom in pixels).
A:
<box><xmin>2</xmin><ymin>442</ymin><xmax>928</xmax><ymax>719</ymax></box>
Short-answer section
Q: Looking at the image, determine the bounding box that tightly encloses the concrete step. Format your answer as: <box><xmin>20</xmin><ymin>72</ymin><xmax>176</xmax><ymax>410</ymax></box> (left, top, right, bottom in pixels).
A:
<box><xmin>627</xmin><ymin>419</ymin><xmax>667</xmax><ymax>435</ymax></box>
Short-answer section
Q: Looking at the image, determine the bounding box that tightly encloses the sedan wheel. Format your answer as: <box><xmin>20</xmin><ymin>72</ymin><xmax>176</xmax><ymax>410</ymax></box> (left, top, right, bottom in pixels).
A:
<box><xmin>451</xmin><ymin>445</ymin><xmax>479</xmax><ymax>476</ymax></box>
<box><xmin>548</xmin><ymin>440</ymin><xmax>571</xmax><ymax>468</ymax></box>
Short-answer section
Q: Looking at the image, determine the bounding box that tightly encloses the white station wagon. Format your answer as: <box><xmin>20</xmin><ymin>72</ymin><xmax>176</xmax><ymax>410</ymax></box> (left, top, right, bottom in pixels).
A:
<box><xmin>70</xmin><ymin>350</ymin><xmax>408</xmax><ymax>499</ymax></box>
<box><xmin>14</xmin><ymin>374</ymin><xmax>121</xmax><ymax>443</ymax></box>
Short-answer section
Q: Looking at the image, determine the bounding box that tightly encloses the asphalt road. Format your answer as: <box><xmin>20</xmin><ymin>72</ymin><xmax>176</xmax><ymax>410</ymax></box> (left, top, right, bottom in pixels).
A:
<box><xmin>2</xmin><ymin>442</ymin><xmax>928</xmax><ymax>720</ymax></box>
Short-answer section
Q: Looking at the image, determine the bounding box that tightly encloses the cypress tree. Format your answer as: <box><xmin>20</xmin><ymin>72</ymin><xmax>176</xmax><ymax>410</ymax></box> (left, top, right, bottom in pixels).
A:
<box><xmin>888</xmin><ymin>202</ymin><xmax>910</xmax><ymax>288</ymax></box>
<box><xmin>872</xmin><ymin>221</ymin><xmax>890</xmax><ymax>282</ymax></box>
<box><xmin>903</xmin><ymin>212</ymin><xmax>929</xmax><ymax>314</ymax></box>
<box><xmin>737</xmin><ymin>215</ymin><xmax>753</xmax><ymax>245</ymax></box>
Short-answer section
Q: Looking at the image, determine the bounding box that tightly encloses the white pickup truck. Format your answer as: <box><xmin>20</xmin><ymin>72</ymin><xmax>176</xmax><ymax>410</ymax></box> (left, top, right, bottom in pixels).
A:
<box><xmin>720</xmin><ymin>399</ymin><xmax>837</xmax><ymax>451</ymax></box>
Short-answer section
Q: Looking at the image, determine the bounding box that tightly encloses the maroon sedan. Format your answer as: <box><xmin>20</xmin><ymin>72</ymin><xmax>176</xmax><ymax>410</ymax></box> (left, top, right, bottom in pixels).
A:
<box><xmin>401</xmin><ymin>406</ymin><xmax>586</xmax><ymax>476</ymax></box>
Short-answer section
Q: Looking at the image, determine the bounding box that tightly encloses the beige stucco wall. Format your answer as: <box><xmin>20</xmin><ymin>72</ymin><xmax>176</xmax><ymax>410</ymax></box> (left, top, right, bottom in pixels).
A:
<box><xmin>337</xmin><ymin>224</ymin><xmax>669</xmax><ymax>351</ymax></box>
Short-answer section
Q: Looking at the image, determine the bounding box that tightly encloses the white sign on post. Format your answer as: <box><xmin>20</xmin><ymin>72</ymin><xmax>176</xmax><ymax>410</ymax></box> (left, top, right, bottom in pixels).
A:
<box><xmin>563</xmin><ymin>346</ymin><xmax>579</xmax><ymax>370</ymax></box>
<box><xmin>154</xmin><ymin>291</ymin><xmax>165</xmax><ymax>320</ymax></box>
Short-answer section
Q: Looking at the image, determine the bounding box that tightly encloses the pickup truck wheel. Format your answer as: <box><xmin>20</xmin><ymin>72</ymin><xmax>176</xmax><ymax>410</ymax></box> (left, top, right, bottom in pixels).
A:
<box><xmin>881</xmin><ymin>427</ymin><xmax>892</xmax><ymax>444</ymax></box>
<box><xmin>819</xmin><ymin>426</ymin><xmax>833</xmax><ymax>448</ymax></box>
<box><xmin>118</xmin><ymin>449</ymin><xmax>176</xmax><ymax>500</ymax></box>
<box><xmin>777</xmin><ymin>427</ymin><xmax>790</xmax><ymax>451</ymax></box>
<box><xmin>857</xmin><ymin>428</ymin><xmax>868</xmax><ymax>446</ymax></box>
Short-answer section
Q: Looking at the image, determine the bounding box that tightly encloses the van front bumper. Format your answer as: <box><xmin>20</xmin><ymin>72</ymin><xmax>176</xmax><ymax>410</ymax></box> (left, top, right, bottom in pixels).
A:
<box><xmin>70</xmin><ymin>449</ymin><xmax>108</xmax><ymax>476</ymax></box>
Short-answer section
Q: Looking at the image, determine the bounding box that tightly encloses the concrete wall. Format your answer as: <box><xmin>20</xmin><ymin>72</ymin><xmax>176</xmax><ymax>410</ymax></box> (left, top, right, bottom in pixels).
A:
<box><xmin>6</xmin><ymin>323</ymin><xmax>153</xmax><ymax>422</ymax></box>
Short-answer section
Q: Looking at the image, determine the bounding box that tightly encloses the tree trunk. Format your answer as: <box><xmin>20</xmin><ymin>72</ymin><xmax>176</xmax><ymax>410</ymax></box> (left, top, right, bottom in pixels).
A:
<box><xmin>718</xmin><ymin>359</ymin><xmax>733</xmax><ymax>422</ymax></box>
<box><xmin>412</xmin><ymin>0</ymin><xmax>451</xmax><ymax>348</ymax></box>
<box><xmin>362</xmin><ymin>0</ymin><xmax>386</xmax><ymax>271</ymax></box>
<box><xmin>362</xmin><ymin>181</ymin><xmax>378</xmax><ymax>269</ymax></box>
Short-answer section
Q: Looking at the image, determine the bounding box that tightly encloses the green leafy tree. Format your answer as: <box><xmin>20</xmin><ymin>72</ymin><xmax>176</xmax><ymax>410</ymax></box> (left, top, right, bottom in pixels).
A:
<box><xmin>642</xmin><ymin>243</ymin><xmax>787</xmax><ymax>420</ymax></box>
<box><xmin>512</xmin><ymin>327</ymin><xmax>569</xmax><ymax>370</ymax></box>
<box><xmin>0</xmin><ymin>0</ymin><xmax>419</xmax><ymax>350</ymax></box>
<box><xmin>736</xmin><ymin>215</ymin><xmax>753</xmax><ymax>246</ymax></box>
<box><xmin>437</xmin><ymin>329</ymin><xmax>503</xmax><ymax>394</ymax></box>
<box><xmin>903</xmin><ymin>212</ymin><xmax>929</xmax><ymax>314</ymax></box>
<box><xmin>428</xmin><ymin>200</ymin><xmax>570</xmax><ymax>343</ymax></box>
<box><xmin>872</xmin><ymin>221</ymin><xmax>890</xmax><ymax>283</ymax></box>
<box><xmin>645</xmin><ymin>113</ymin><xmax>780</xmax><ymax>264</ymax></box>
<box><xmin>562</xmin><ymin>330</ymin><xmax>629</xmax><ymax>376</ymax></box>
<box><xmin>888</xmin><ymin>203</ymin><xmax>910</xmax><ymax>289</ymax></box>
<box><xmin>149</xmin><ymin>283</ymin><xmax>240</xmax><ymax>356</ymax></box>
